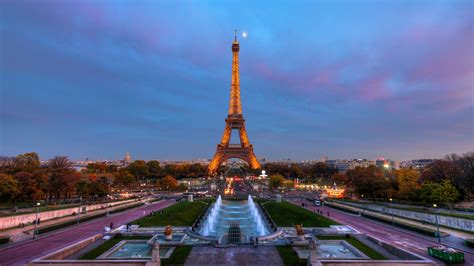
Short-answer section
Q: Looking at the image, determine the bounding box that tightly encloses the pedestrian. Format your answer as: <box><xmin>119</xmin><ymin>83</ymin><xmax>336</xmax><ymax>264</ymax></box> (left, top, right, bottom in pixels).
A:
<box><xmin>38</xmin><ymin>218</ymin><xmax>41</xmax><ymax>225</ymax></box>
<box><xmin>327</xmin><ymin>211</ymin><xmax>330</xmax><ymax>217</ymax></box>
<box><xmin>143</xmin><ymin>211</ymin><xmax>146</xmax><ymax>216</ymax></box>
<box><xmin>110</xmin><ymin>222</ymin><xmax>114</xmax><ymax>229</ymax></box>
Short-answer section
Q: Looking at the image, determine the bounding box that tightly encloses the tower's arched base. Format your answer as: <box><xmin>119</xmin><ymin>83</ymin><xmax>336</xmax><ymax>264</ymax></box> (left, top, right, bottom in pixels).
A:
<box><xmin>208</xmin><ymin>145</ymin><xmax>260</xmax><ymax>175</ymax></box>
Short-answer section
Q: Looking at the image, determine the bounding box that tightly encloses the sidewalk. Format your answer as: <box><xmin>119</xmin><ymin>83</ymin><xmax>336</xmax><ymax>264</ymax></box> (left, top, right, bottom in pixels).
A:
<box><xmin>327</xmin><ymin>201</ymin><xmax>473</xmax><ymax>240</ymax></box>
<box><xmin>0</xmin><ymin>199</ymin><xmax>145</xmax><ymax>242</ymax></box>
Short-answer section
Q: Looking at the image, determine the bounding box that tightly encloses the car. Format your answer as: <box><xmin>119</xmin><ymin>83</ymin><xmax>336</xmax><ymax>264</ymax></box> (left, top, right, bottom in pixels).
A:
<box><xmin>313</xmin><ymin>200</ymin><xmax>322</xmax><ymax>206</ymax></box>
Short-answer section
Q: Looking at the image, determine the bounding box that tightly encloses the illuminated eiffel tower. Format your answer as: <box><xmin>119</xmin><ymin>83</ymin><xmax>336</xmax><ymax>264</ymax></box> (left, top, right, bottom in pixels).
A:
<box><xmin>208</xmin><ymin>31</ymin><xmax>260</xmax><ymax>175</ymax></box>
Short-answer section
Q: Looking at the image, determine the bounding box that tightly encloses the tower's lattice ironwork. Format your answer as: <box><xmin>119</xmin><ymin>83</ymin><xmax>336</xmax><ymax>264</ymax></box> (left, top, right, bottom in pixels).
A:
<box><xmin>208</xmin><ymin>32</ymin><xmax>260</xmax><ymax>175</ymax></box>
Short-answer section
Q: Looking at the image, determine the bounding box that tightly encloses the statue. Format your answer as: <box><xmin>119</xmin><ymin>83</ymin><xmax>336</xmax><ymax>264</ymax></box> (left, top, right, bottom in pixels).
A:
<box><xmin>295</xmin><ymin>224</ymin><xmax>305</xmax><ymax>241</ymax></box>
<box><xmin>164</xmin><ymin>225</ymin><xmax>173</xmax><ymax>240</ymax></box>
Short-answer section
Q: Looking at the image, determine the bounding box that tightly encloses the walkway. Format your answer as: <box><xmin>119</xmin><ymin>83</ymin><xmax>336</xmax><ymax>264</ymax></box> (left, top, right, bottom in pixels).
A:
<box><xmin>289</xmin><ymin>199</ymin><xmax>474</xmax><ymax>266</ymax></box>
<box><xmin>1</xmin><ymin>199</ymin><xmax>143</xmax><ymax>242</ymax></box>
<box><xmin>0</xmin><ymin>199</ymin><xmax>175</xmax><ymax>266</ymax></box>
<box><xmin>185</xmin><ymin>246</ymin><xmax>284</xmax><ymax>266</ymax></box>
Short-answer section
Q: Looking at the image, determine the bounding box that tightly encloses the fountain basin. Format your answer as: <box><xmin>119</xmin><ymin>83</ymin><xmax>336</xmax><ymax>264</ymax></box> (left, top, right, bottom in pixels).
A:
<box><xmin>293</xmin><ymin>240</ymin><xmax>369</xmax><ymax>259</ymax></box>
<box><xmin>97</xmin><ymin>240</ymin><xmax>174</xmax><ymax>259</ymax></box>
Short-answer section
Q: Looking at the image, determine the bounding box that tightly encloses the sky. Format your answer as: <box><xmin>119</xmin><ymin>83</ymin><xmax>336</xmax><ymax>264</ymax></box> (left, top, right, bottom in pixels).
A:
<box><xmin>1</xmin><ymin>0</ymin><xmax>473</xmax><ymax>162</ymax></box>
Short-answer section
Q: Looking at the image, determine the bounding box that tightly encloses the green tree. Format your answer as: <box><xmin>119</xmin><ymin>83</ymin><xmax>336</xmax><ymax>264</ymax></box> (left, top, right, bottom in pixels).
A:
<box><xmin>127</xmin><ymin>160</ymin><xmax>149</xmax><ymax>179</ymax></box>
<box><xmin>146</xmin><ymin>160</ymin><xmax>161</xmax><ymax>178</ymax></box>
<box><xmin>269</xmin><ymin>174</ymin><xmax>285</xmax><ymax>190</ymax></box>
<box><xmin>419</xmin><ymin>180</ymin><xmax>460</xmax><ymax>205</ymax></box>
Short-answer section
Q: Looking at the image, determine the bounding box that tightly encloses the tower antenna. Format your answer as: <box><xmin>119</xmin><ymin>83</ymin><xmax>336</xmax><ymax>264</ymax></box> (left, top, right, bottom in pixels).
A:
<box><xmin>234</xmin><ymin>29</ymin><xmax>237</xmax><ymax>42</ymax></box>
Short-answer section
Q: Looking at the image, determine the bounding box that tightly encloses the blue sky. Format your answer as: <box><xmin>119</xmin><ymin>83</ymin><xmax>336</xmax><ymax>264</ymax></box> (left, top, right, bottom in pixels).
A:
<box><xmin>1</xmin><ymin>0</ymin><xmax>473</xmax><ymax>161</ymax></box>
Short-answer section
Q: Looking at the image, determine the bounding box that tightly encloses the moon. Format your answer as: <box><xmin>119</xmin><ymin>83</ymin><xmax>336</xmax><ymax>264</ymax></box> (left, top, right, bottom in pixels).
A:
<box><xmin>242</xmin><ymin>32</ymin><xmax>248</xmax><ymax>38</ymax></box>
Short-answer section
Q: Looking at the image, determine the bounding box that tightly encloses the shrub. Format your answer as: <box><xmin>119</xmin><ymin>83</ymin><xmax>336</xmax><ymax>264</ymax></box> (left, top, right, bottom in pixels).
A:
<box><xmin>0</xmin><ymin>237</ymin><xmax>9</xmax><ymax>245</ymax></box>
<box><xmin>465</xmin><ymin>239</ymin><xmax>474</xmax><ymax>248</ymax></box>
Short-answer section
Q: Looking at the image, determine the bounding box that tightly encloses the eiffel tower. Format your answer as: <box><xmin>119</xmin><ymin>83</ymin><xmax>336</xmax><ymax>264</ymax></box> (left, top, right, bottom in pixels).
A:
<box><xmin>208</xmin><ymin>31</ymin><xmax>260</xmax><ymax>175</ymax></box>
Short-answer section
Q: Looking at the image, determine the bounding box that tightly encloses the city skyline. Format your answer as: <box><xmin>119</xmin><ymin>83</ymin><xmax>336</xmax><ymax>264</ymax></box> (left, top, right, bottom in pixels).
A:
<box><xmin>1</xmin><ymin>0</ymin><xmax>473</xmax><ymax>161</ymax></box>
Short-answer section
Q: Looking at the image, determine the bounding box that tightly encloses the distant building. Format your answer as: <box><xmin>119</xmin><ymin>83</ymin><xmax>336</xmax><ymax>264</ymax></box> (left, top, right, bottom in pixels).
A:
<box><xmin>400</xmin><ymin>159</ymin><xmax>434</xmax><ymax>170</ymax></box>
<box><xmin>124</xmin><ymin>152</ymin><xmax>132</xmax><ymax>164</ymax></box>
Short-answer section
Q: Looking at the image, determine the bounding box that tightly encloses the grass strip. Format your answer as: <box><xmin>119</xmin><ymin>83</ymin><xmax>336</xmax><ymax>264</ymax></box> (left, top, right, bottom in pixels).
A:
<box><xmin>317</xmin><ymin>236</ymin><xmax>387</xmax><ymax>260</ymax></box>
<box><xmin>132</xmin><ymin>202</ymin><xmax>206</xmax><ymax>227</ymax></box>
<box><xmin>276</xmin><ymin>245</ymin><xmax>307</xmax><ymax>266</ymax></box>
<box><xmin>162</xmin><ymin>246</ymin><xmax>193</xmax><ymax>265</ymax></box>
<box><xmin>262</xmin><ymin>201</ymin><xmax>339</xmax><ymax>227</ymax></box>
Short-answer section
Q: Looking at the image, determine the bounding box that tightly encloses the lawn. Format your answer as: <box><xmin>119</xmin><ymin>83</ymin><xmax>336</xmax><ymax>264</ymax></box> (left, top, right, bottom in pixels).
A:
<box><xmin>262</xmin><ymin>201</ymin><xmax>339</xmax><ymax>227</ymax></box>
<box><xmin>317</xmin><ymin>236</ymin><xmax>387</xmax><ymax>260</ymax></box>
<box><xmin>276</xmin><ymin>245</ymin><xmax>307</xmax><ymax>266</ymax></box>
<box><xmin>161</xmin><ymin>246</ymin><xmax>193</xmax><ymax>265</ymax></box>
<box><xmin>79</xmin><ymin>235</ymin><xmax>150</xmax><ymax>260</ymax></box>
<box><xmin>132</xmin><ymin>201</ymin><xmax>207</xmax><ymax>227</ymax></box>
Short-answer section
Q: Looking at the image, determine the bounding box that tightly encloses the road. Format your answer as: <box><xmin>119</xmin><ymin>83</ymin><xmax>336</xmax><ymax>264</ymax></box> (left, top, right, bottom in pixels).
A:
<box><xmin>291</xmin><ymin>199</ymin><xmax>474</xmax><ymax>265</ymax></box>
<box><xmin>0</xmin><ymin>200</ymin><xmax>175</xmax><ymax>266</ymax></box>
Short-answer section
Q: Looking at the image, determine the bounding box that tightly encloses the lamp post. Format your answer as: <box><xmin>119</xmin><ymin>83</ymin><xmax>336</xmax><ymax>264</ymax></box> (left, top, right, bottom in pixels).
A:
<box><xmin>33</xmin><ymin>202</ymin><xmax>40</xmax><ymax>239</ymax></box>
<box><xmin>361</xmin><ymin>195</ymin><xmax>365</xmax><ymax>219</ymax></box>
<box><xmin>106</xmin><ymin>195</ymin><xmax>110</xmax><ymax>217</ymax></box>
<box><xmin>433</xmin><ymin>204</ymin><xmax>441</xmax><ymax>243</ymax></box>
<box><xmin>389</xmin><ymin>198</ymin><xmax>394</xmax><ymax>228</ymax></box>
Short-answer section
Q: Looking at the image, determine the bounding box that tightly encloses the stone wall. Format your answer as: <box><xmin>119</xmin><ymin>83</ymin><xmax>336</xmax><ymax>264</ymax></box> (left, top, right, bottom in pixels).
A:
<box><xmin>335</xmin><ymin>201</ymin><xmax>473</xmax><ymax>232</ymax></box>
<box><xmin>0</xmin><ymin>199</ymin><xmax>137</xmax><ymax>230</ymax></box>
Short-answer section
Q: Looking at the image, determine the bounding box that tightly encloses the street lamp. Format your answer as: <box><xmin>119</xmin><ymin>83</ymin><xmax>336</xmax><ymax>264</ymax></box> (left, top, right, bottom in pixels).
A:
<box><xmin>433</xmin><ymin>203</ymin><xmax>441</xmax><ymax>243</ymax></box>
<box><xmin>33</xmin><ymin>202</ymin><xmax>40</xmax><ymax>239</ymax></box>
<box><xmin>389</xmin><ymin>198</ymin><xmax>394</xmax><ymax>228</ymax></box>
<box><xmin>106</xmin><ymin>194</ymin><xmax>110</xmax><ymax>217</ymax></box>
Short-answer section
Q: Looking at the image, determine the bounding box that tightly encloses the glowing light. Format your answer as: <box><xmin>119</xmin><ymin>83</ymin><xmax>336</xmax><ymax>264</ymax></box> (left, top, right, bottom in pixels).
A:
<box><xmin>242</xmin><ymin>32</ymin><xmax>247</xmax><ymax>38</ymax></box>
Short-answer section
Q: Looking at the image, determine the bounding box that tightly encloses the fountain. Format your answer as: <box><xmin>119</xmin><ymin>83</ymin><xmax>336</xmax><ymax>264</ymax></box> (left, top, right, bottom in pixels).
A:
<box><xmin>247</xmin><ymin>195</ymin><xmax>266</xmax><ymax>236</ymax></box>
<box><xmin>200</xmin><ymin>195</ymin><xmax>222</xmax><ymax>235</ymax></box>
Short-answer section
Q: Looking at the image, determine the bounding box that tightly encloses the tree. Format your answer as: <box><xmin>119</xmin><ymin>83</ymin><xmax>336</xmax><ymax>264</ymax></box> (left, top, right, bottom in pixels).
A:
<box><xmin>127</xmin><ymin>160</ymin><xmax>149</xmax><ymax>179</ymax></box>
<box><xmin>76</xmin><ymin>179</ymin><xmax>91</xmax><ymax>198</ymax></box>
<box><xmin>445</xmin><ymin>152</ymin><xmax>474</xmax><ymax>201</ymax></box>
<box><xmin>347</xmin><ymin>166</ymin><xmax>391</xmax><ymax>199</ymax></box>
<box><xmin>394</xmin><ymin>169</ymin><xmax>421</xmax><ymax>201</ymax></box>
<box><xmin>0</xmin><ymin>174</ymin><xmax>21</xmax><ymax>203</ymax></box>
<box><xmin>419</xmin><ymin>180</ymin><xmax>460</xmax><ymax>206</ymax></box>
<box><xmin>113</xmin><ymin>170</ymin><xmax>136</xmax><ymax>190</ymax></box>
<box><xmin>177</xmin><ymin>183</ymin><xmax>188</xmax><ymax>191</ymax></box>
<box><xmin>269</xmin><ymin>174</ymin><xmax>285</xmax><ymax>190</ymax></box>
<box><xmin>157</xmin><ymin>175</ymin><xmax>178</xmax><ymax>191</ymax></box>
<box><xmin>47</xmin><ymin>156</ymin><xmax>75</xmax><ymax>204</ymax></box>
<box><xmin>13</xmin><ymin>152</ymin><xmax>40</xmax><ymax>173</ymax></box>
<box><xmin>15</xmin><ymin>171</ymin><xmax>46</xmax><ymax>201</ymax></box>
<box><xmin>146</xmin><ymin>160</ymin><xmax>161</xmax><ymax>178</ymax></box>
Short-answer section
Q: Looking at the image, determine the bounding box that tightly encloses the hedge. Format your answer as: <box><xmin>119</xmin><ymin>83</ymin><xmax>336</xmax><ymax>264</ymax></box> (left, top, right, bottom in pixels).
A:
<box><xmin>465</xmin><ymin>239</ymin><xmax>474</xmax><ymax>248</ymax></box>
<box><xmin>37</xmin><ymin>202</ymin><xmax>144</xmax><ymax>235</ymax></box>
<box><xmin>0</xmin><ymin>236</ymin><xmax>9</xmax><ymax>245</ymax></box>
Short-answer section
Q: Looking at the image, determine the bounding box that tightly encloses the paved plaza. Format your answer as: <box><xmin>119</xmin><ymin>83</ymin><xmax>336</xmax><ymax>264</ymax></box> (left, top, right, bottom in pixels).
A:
<box><xmin>185</xmin><ymin>246</ymin><xmax>284</xmax><ymax>266</ymax></box>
